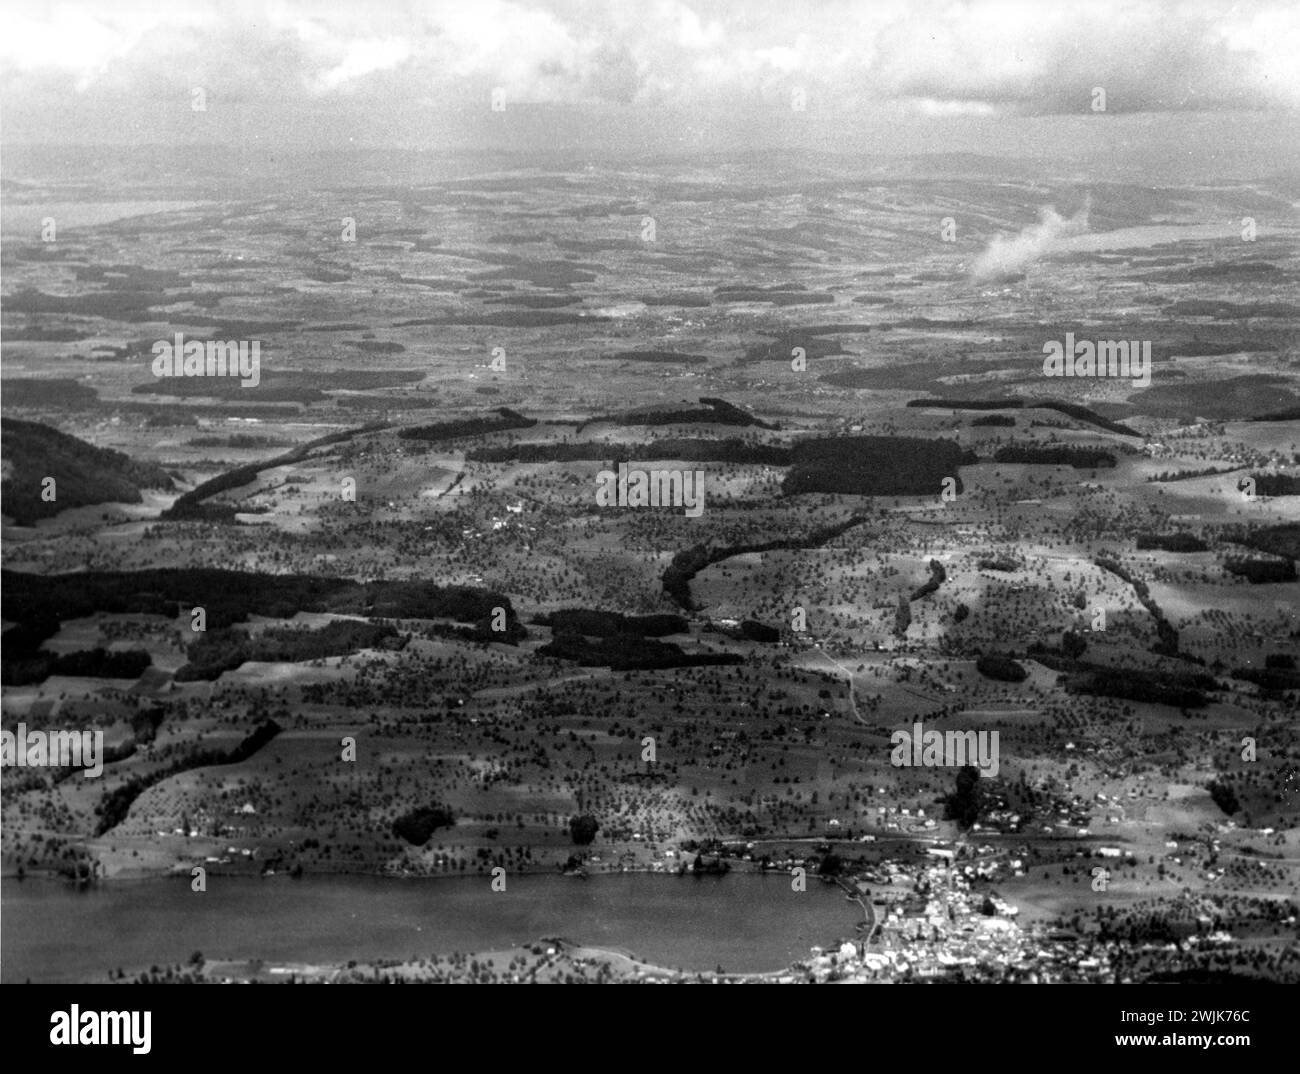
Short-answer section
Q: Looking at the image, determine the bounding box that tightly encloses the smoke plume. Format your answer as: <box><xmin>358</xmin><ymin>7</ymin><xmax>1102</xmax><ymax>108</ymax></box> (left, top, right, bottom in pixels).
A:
<box><xmin>969</xmin><ymin>198</ymin><xmax>1091</xmax><ymax>282</ymax></box>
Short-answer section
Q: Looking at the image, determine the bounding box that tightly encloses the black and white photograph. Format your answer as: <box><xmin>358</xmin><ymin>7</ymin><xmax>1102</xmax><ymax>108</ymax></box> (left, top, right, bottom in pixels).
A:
<box><xmin>1</xmin><ymin>0</ymin><xmax>1297</xmax><ymax>1040</ymax></box>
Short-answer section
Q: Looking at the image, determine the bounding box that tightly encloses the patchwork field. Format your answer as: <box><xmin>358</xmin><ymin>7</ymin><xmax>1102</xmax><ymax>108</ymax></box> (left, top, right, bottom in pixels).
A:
<box><xmin>3</xmin><ymin>149</ymin><xmax>1298</xmax><ymax>983</ymax></box>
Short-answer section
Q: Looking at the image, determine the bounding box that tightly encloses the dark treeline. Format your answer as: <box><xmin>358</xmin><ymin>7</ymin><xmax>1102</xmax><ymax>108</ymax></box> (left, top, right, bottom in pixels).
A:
<box><xmin>177</xmin><ymin>620</ymin><xmax>403</xmax><ymax>682</ymax></box>
<box><xmin>782</xmin><ymin>436</ymin><xmax>969</xmax><ymax>496</ymax></box>
<box><xmin>538</xmin><ymin>633</ymin><xmax>743</xmax><ymax>670</ymax></box>
<box><xmin>469</xmin><ymin>438</ymin><xmax>790</xmax><ymax>465</ymax></box>
<box><xmin>397</xmin><ymin>408</ymin><xmax>536</xmax><ymax>442</ymax></box>
<box><xmin>1136</xmin><ymin>533</ymin><xmax>1210</xmax><ymax>552</ymax></box>
<box><xmin>906</xmin><ymin>397</ymin><xmax>1140</xmax><ymax>437</ymax></box>
<box><xmin>393</xmin><ymin>803</ymin><xmax>457</xmax><ymax>846</ymax></box>
<box><xmin>534</xmin><ymin>609</ymin><xmax>688</xmax><ymax>637</ymax></box>
<box><xmin>2</xmin><ymin>647</ymin><xmax>151</xmax><ymax>687</ymax></box>
<box><xmin>1250</xmin><ymin>405</ymin><xmax>1300</xmax><ymax>422</ymax></box>
<box><xmin>1147</xmin><ymin>465</ymin><xmax>1242</xmax><ymax>483</ymax></box>
<box><xmin>1249</xmin><ymin>474</ymin><xmax>1300</xmax><ymax>497</ymax></box>
<box><xmin>993</xmin><ymin>445</ymin><xmax>1117</xmax><ymax>468</ymax></box>
<box><xmin>976</xmin><ymin>654</ymin><xmax>1028</xmax><ymax>682</ymax></box>
<box><xmin>737</xmin><ymin>620</ymin><xmax>780</xmax><ymax>643</ymax></box>
<box><xmin>1224</xmin><ymin>523</ymin><xmax>1300</xmax><ymax>562</ymax></box>
<box><xmin>1</xmin><ymin>568</ymin><xmax>521</xmax><ymax>639</ymax></box>
<box><xmin>663</xmin><ymin>514</ymin><xmax>871</xmax><ymax>609</ymax></box>
<box><xmin>909</xmin><ymin>397</ymin><xmax>1021</xmax><ymax>410</ymax></box>
<box><xmin>908</xmin><ymin>558</ymin><xmax>947</xmax><ymax>602</ymax></box>
<box><xmin>475</xmin><ymin>435</ymin><xmax>975</xmax><ymax>499</ymax></box>
<box><xmin>2</xmin><ymin>613</ymin><xmax>64</xmax><ymax>653</ymax></box>
<box><xmin>578</xmin><ymin>397</ymin><xmax>778</xmax><ymax>432</ymax></box>
<box><xmin>1095</xmin><ymin>555</ymin><xmax>1182</xmax><ymax>656</ymax></box>
<box><xmin>1062</xmin><ymin>667</ymin><xmax>1217</xmax><ymax>708</ymax></box>
<box><xmin>1231</xmin><ymin>663</ymin><xmax>1300</xmax><ymax>693</ymax></box>
<box><xmin>1224</xmin><ymin>558</ymin><xmax>1297</xmax><ymax>583</ymax></box>
<box><xmin>93</xmin><ymin>719</ymin><xmax>282</xmax><ymax>836</ymax></box>
<box><xmin>1</xmin><ymin>417</ymin><xmax>175</xmax><ymax>524</ymax></box>
<box><xmin>420</xmin><ymin>616</ymin><xmax>529</xmax><ymax>646</ymax></box>
<box><xmin>163</xmin><ymin>420</ymin><xmax>388</xmax><ymax>519</ymax></box>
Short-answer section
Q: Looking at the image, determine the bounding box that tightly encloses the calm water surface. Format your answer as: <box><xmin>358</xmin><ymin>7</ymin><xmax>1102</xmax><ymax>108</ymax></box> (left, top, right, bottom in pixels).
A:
<box><xmin>2</xmin><ymin>872</ymin><xmax>856</xmax><ymax>981</ymax></box>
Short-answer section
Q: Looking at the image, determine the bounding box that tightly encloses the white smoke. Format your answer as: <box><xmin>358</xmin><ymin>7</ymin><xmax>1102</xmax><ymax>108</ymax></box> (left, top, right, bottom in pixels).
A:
<box><xmin>969</xmin><ymin>198</ymin><xmax>1091</xmax><ymax>282</ymax></box>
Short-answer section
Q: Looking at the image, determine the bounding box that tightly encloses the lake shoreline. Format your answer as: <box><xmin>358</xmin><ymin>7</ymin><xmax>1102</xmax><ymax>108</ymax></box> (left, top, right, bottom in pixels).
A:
<box><xmin>1</xmin><ymin>859</ymin><xmax>753</xmax><ymax>884</ymax></box>
<box><xmin>2</xmin><ymin>870</ymin><xmax>859</xmax><ymax>982</ymax></box>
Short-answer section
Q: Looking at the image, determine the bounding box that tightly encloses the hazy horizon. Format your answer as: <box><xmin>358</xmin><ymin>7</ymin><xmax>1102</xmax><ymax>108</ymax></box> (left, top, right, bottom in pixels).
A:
<box><xmin>3</xmin><ymin>0</ymin><xmax>1300</xmax><ymax>182</ymax></box>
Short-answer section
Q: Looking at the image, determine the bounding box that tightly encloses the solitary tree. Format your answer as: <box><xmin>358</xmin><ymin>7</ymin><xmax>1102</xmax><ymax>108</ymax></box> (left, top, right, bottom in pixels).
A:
<box><xmin>945</xmin><ymin>765</ymin><xmax>985</xmax><ymax>829</ymax></box>
<box><xmin>1062</xmin><ymin>629</ymin><xmax>1088</xmax><ymax>659</ymax></box>
<box><xmin>893</xmin><ymin>596</ymin><xmax>912</xmax><ymax>639</ymax></box>
<box><xmin>569</xmin><ymin>814</ymin><xmax>599</xmax><ymax>845</ymax></box>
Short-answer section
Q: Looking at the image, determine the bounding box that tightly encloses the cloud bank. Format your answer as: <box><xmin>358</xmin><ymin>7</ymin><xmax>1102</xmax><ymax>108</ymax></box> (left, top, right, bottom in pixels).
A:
<box><xmin>2</xmin><ymin>0</ymin><xmax>1298</xmax><ymax>121</ymax></box>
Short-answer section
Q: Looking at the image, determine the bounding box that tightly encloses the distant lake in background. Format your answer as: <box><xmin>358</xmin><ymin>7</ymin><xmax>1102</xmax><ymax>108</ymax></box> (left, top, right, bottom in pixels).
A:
<box><xmin>1</xmin><ymin>872</ymin><xmax>856</xmax><ymax>982</ymax></box>
<box><xmin>0</xmin><ymin>201</ymin><xmax>207</xmax><ymax>238</ymax></box>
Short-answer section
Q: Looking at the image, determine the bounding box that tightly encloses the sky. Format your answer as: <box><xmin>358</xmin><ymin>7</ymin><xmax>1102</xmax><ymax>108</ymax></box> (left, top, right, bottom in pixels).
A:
<box><xmin>2</xmin><ymin>0</ymin><xmax>1299</xmax><ymax>161</ymax></box>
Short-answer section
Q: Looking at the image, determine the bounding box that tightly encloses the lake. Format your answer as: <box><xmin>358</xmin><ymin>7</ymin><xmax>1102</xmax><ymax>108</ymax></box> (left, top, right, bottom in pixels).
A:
<box><xmin>0</xmin><ymin>201</ymin><xmax>209</xmax><ymax>238</ymax></box>
<box><xmin>1</xmin><ymin>872</ymin><xmax>856</xmax><ymax>982</ymax></box>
